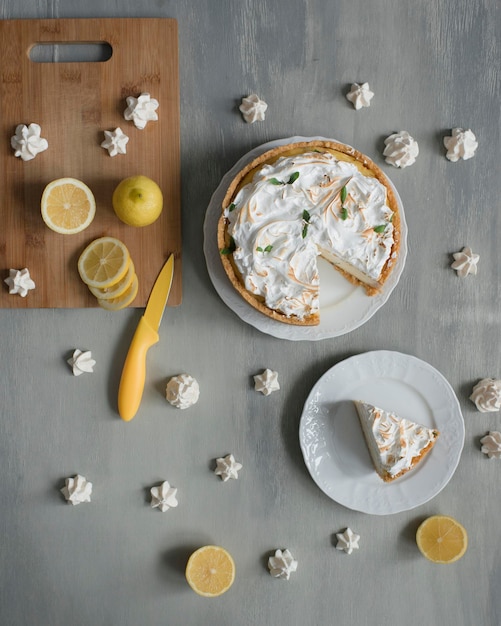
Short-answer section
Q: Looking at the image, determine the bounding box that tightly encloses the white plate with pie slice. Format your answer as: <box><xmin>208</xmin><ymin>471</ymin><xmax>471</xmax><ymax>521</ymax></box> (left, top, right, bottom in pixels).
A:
<box><xmin>299</xmin><ymin>351</ymin><xmax>465</xmax><ymax>515</ymax></box>
<box><xmin>203</xmin><ymin>136</ymin><xmax>408</xmax><ymax>341</ymax></box>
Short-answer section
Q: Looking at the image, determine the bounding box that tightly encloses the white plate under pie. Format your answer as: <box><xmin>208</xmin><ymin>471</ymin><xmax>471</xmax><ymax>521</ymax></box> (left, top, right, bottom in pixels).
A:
<box><xmin>203</xmin><ymin>136</ymin><xmax>408</xmax><ymax>341</ymax></box>
<box><xmin>299</xmin><ymin>351</ymin><xmax>465</xmax><ymax>515</ymax></box>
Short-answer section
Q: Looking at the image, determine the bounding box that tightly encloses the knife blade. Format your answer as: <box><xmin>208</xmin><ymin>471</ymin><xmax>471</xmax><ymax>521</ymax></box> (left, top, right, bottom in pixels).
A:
<box><xmin>118</xmin><ymin>254</ymin><xmax>174</xmax><ymax>421</ymax></box>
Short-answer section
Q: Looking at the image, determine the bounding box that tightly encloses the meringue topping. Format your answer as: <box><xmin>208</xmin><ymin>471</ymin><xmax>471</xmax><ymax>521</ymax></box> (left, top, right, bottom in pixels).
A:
<box><xmin>254</xmin><ymin>369</ymin><xmax>280</xmax><ymax>396</ymax></box>
<box><xmin>346</xmin><ymin>82</ymin><xmax>374</xmax><ymax>110</ymax></box>
<box><xmin>354</xmin><ymin>400</ymin><xmax>439</xmax><ymax>480</ymax></box>
<box><xmin>470</xmin><ymin>378</ymin><xmax>501</xmax><ymax>413</ymax></box>
<box><xmin>335</xmin><ymin>528</ymin><xmax>360</xmax><ymax>554</ymax></box>
<box><xmin>4</xmin><ymin>268</ymin><xmax>35</xmax><ymax>297</ymax></box>
<box><xmin>166</xmin><ymin>374</ymin><xmax>200</xmax><ymax>409</ymax></box>
<box><xmin>268</xmin><ymin>549</ymin><xmax>298</xmax><ymax>580</ymax></box>
<box><xmin>239</xmin><ymin>94</ymin><xmax>268</xmax><ymax>123</ymax></box>
<box><xmin>443</xmin><ymin>128</ymin><xmax>478</xmax><ymax>161</ymax></box>
<box><xmin>67</xmin><ymin>349</ymin><xmax>96</xmax><ymax>376</ymax></box>
<box><xmin>451</xmin><ymin>246</ymin><xmax>479</xmax><ymax>277</ymax></box>
<box><xmin>60</xmin><ymin>474</ymin><xmax>92</xmax><ymax>505</ymax></box>
<box><xmin>11</xmin><ymin>123</ymin><xmax>48</xmax><ymax>161</ymax></box>
<box><xmin>480</xmin><ymin>432</ymin><xmax>501</xmax><ymax>459</ymax></box>
<box><xmin>124</xmin><ymin>92</ymin><xmax>159</xmax><ymax>129</ymax></box>
<box><xmin>383</xmin><ymin>131</ymin><xmax>419</xmax><ymax>168</ymax></box>
<box><xmin>214</xmin><ymin>454</ymin><xmax>242</xmax><ymax>481</ymax></box>
<box><xmin>224</xmin><ymin>150</ymin><xmax>395</xmax><ymax>319</ymax></box>
<box><xmin>101</xmin><ymin>127</ymin><xmax>129</xmax><ymax>156</ymax></box>
<box><xmin>150</xmin><ymin>480</ymin><xmax>178</xmax><ymax>512</ymax></box>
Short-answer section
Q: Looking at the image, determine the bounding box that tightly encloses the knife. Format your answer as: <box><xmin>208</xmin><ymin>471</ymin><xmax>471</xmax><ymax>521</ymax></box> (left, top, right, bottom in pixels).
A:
<box><xmin>118</xmin><ymin>254</ymin><xmax>174</xmax><ymax>421</ymax></box>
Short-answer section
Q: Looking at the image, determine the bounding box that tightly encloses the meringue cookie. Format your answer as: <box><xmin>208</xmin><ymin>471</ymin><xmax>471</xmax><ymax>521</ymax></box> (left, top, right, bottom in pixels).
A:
<box><xmin>346</xmin><ymin>82</ymin><xmax>374</xmax><ymax>110</ymax></box>
<box><xmin>451</xmin><ymin>247</ymin><xmax>479</xmax><ymax>277</ymax></box>
<box><xmin>239</xmin><ymin>94</ymin><xmax>268</xmax><ymax>123</ymax></box>
<box><xmin>480</xmin><ymin>432</ymin><xmax>501</xmax><ymax>459</ymax></box>
<box><xmin>101</xmin><ymin>127</ymin><xmax>129</xmax><ymax>156</ymax></box>
<box><xmin>150</xmin><ymin>480</ymin><xmax>178</xmax><ymax>512</ymax></box>
<box><xmin>166</xmin><ymin>374</ymin><xmax>200</xmax><ymax>409</ymax></box>
<box><xmin>214</xmin><ymin>454</ymin><xmax>243</xmax><ymax>481</ymax></box>
<box><xmin>335</xmin><ymin>527</ymin><xmax>360</xmax><ymax>555</ymax></box>
<box><xmin>254</xmin><ymin>369</ymin><xmax>280</xmax><ymax>396</ymax></box>
<box><xmin>443</xmin><ymin>128</ymin><xmax>478</xmax><ymax>161</ymax></box>
<box><xmin>124</xmin><ymin>92</ymin><xmax>159</xmax><ymax>129</ymax></box>
<box><xmin>11</xmin><ymin>123</ymin><xmax>48</xmax><ymax>161</ymax></box>
<box><xmin>470</xmin><ymin>378</ymin><xmax>501</xmax><ymax>413</ymax></box>
<box><xmin>383</xmin><ymin>131</ymin><xmax>419</xmax><ymax>168</ymax></box>
<box><xmin>4</xmin><ymin>268</ymin><xmax>35</xmax><ymax>297</ymax></box>
<box><xmin>268</xmin><ymin>549</ymin><xmax>298</xmax><ymax>580</ymax></box>
<box><xmin>67</xmin><ymin>349</ymin><xmax>96</xmax><ymax>376</ymax></box>
<box><xmin>60</xmin><ymin>474</ymin><xmax>92</xmax><ymax>505</ymax></box>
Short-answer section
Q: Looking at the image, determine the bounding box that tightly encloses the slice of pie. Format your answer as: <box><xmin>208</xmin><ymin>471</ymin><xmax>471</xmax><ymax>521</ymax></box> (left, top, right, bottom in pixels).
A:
<box><xmin>354</xmin><ymin>400</ymin><xmax>439</xmax><ymax>482</ymax></box>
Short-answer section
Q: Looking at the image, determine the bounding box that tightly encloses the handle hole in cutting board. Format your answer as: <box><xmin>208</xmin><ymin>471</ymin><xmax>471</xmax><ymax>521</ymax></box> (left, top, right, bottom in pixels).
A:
<box><xmin>29</xmin><ymin>42</ymin><xmax>113</xmax><ymax>63</ymax></box>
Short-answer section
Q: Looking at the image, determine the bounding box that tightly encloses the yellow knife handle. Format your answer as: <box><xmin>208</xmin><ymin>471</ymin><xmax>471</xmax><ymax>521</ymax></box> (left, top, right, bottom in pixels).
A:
<box><xmin>118</xmin><ymin>316</ymin><xmax>159</xmax><ymax>422</ymax></box>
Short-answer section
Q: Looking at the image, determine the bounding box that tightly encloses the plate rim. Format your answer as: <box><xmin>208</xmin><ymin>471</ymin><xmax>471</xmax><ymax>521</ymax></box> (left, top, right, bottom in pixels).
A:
<box><xmin>299</xmin><ymin>350</ymin><xmax>465</xmax><ymax>515</ymax></box>
<box><xmin>203</xmin><ymin>136</ymin><xmax>408</xmax><ymax>341</ymax></box>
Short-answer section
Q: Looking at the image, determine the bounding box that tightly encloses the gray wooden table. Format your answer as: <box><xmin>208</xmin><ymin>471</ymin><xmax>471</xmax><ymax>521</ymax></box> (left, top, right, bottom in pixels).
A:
<box><xmin>1</xmin><ymin>2</ymin><xmax>500</xmax><ymax>625</ymax></box>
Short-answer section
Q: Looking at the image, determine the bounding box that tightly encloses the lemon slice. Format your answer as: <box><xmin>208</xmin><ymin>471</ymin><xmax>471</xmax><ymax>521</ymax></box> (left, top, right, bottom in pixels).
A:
<box><xmin>88</xmin><ymin>260</ymin><xmax>136</xmax><ymax>300</ymax></box>
<box><xmin>416</xmin><ymin>515</ymin><xmax>468</xmax><ymax>564</ymax></box>
<box><xmin>97</xmin><ymin>274</ymin><xmax>138</xmax><ymax>310</ymax></box>
<box><xmin>78</xmin><ymin>236</ymin><xmax>130</xmax><ymax>290</ymax></box>
<box><xmin>185</xmin><ymin>546</ymin><xmax>235</xmax><ymax>597</ymax></box>
<box><xmin>41</xmin><ymin>177</ymin><xmax>96</xmax><ymax>234</ymax></box>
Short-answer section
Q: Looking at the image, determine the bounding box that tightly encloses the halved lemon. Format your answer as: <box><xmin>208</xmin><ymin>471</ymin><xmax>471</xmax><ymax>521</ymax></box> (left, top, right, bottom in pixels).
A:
<box><xmin>185</xmin><ymin>545</ymin><xmax>235</xmax><ymax>597</ymax></box>
<box><xmin>41</xmin><ymin>177</ymin><xmax>96</xmax><ymax>234</ymax></box>
<box><xmin>416</xmin><ymin>515</ymin><xmax>468</xmax><ymax>564</ymax></box>
<box><xmin>78</xmin><ymin>236</ymin><xmax>130</xmax><ymax>290</ymax></box>
<box><xmin>97</xmin><ymin>274</ymin><xmax>138</xmax><ymax>310</ymax></box>
<box><xmin>88</xmin><ymin>260</ymin><xmax>136</xmax><ymax>300</ymax></box>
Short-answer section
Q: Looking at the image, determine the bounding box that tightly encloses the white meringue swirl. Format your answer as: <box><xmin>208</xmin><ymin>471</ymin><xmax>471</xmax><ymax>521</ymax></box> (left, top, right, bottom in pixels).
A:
<box><xmin>346</xmin><ymin>82</ymin><xmax>374</xmax><ymax>110</ymax></box>
<box><xmin>166</xmin><ymin>374</ymin><xmax>200</xmax><ymax>409</ymax></box>
<box><xmin>11</xmin><ymin>123</ymin><xmax>48</xmax><ymax>161</ymax></box>
<box><xmin>383</xmin><ymin>131</ymin><xmax>419</xmax><ymax>168</ymax></box>
<box><xmin>239</xmin><ymin>94</ymin><xmax>268</xmax><ymax>123</ymax></box>
<box><xmin>60</xmin><ymin>474</ymin><xmax>92</xmax><ymax>505</ymax></box>
<box><xmin>443</xmin><ymin>128</ymin><xmax>478</xmax><ymax>161</ymax></box>
<box><xmin>4</xmin><ymin>268</ymin><xmax>35</xmax><ymax>297</ymax></box>
<box><xmin>480</xmin><ymin>432</ymin><xmax>501</xmax><ymax>459</ymax></box>
<box><xmin>470</xmin><ymin>379</ymin><xmax>501</xmax><ymax>413</ymax></box>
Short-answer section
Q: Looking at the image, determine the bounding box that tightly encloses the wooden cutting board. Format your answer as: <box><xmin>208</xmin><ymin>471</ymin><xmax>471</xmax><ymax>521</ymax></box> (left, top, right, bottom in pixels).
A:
<box><xmin>0</xmin><ymin>18</ymin><xmax>181</xmax><ymax>308</ymax></box>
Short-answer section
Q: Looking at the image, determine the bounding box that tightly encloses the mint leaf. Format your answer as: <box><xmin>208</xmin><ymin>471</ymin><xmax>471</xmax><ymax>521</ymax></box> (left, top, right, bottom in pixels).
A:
<box><xmin>340</xmin><ymin>207</ymin><xmax>348</xmax><ymax>220</ymax></box>
<box><xmin>228</xmin><ymin>203</ymin><xmax>237</xmax><ymax>212</ymax></box>
<box><xmin>302</xmin><ymin>209</ymin><xmax>311</xmax><ymax>222</ymax></box>
<box><xmin>256</xmin><ymin>246</ymin><xmax>263</xmax><ymax>252</ymax></box>
<box><xmin>287</xmin><ymin>172</ymin><xmax>300</xmax><ymax>184</ymax></box>
<box><xmin>264</xmin><ymin>244</ymin><xmax>273</xmax><ymax>252</ymax></box>
<box><xmin>340</xmin><ymin>185</ymin><xmax>347</xmax><ymax>204</ymax></box>
<box><xmin>220</xmin><ymin>236</ymin><xmax>236</xmax><ymax>254</ymax></box>
<box><xmin>302</xmin><ymin>224</ymin><xmax>308</xmax><ymax>238</ymax></box>
<box><xmin>270</xmin><ymin>177</ymin><xmax>284</xmax><ymax>185</ymax></box>
<box><xmin>373</xmin><ymin>224</ymin><xmax>386</xmax><ymax>233</ymax></box>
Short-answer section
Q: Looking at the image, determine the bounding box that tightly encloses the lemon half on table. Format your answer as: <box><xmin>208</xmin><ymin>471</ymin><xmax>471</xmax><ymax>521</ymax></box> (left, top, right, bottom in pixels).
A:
<box><xmin>185</xmin><ymin>545</ymin><xmax>236</xmax><ymax>597</ymax></box>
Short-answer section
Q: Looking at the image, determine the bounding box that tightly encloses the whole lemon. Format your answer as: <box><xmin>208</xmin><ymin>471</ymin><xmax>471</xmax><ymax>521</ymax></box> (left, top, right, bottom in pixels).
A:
<box><xmin>112</xmin><ymin>175</ymin><xmax>163</xmax><ymax>227</ymax></box>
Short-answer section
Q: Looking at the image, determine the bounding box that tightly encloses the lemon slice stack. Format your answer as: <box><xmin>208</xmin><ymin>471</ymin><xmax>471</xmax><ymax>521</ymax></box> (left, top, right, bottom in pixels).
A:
<box><xmin>77</xmin><ymin>236</ymin><xmax>138</xmax><ymax>310</ymax></box>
